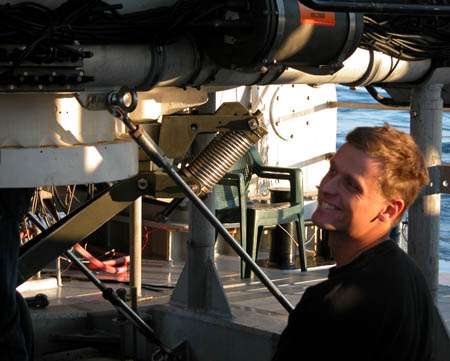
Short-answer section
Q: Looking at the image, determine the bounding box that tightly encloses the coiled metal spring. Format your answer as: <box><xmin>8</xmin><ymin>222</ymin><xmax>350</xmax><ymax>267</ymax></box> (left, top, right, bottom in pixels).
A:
<box><xmin>183</xmin><ymin>130</ymin><xmax>254</xmax><ymax>194</ymax></box>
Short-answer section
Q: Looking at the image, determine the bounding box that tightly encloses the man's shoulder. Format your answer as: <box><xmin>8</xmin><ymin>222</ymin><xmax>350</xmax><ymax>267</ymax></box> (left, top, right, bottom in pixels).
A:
<box><xmin>301</xmin><ymin>241</ymin><xmax>431</xmax><ymax>305</ymax></box>
<box><xmin>356</xmin><ymin>240</ymin><xmax>423</xmax><ymax>276</ymax></box>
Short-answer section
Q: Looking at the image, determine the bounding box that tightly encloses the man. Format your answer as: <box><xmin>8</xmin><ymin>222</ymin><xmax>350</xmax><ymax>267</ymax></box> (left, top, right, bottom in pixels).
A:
<box><xmin>0</xmin><ymin>188</ymin><xmax>33</xmax><ymax>361</ymax></box>
<box><xmin>272</xmin><ymin>125</ymin><xmax>439</xmax><ymax>361</ymax></box>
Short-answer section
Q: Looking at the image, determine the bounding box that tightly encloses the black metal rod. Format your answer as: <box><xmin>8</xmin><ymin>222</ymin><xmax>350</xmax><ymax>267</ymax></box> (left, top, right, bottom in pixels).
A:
<box><xmin>26</xmin><ymin>212</ymin><xmax>46</xmax><ymax>232</ymax></box>
<box><xmin>301</xmin><ymin>0</ymin><xmax>450</xmax><ymax>15</ymax></box>
<box><xmin>27</xmin><ymin>211</ymin><xmax>170</xmax><ymax>353</ymax></box>
<box><xmin>65</xmin><ymin>250</ymin><xmax>169</xmax><ymax>352</ymax></box>
<box><xmin>122</xmin><ymin>115</ymin><xmax>295</xmax><ymax>313</ymax></box>
<box><xmin>157</xmin><ymin>197</ymin><xmax>185</xmax><ymax>222</ymax></box>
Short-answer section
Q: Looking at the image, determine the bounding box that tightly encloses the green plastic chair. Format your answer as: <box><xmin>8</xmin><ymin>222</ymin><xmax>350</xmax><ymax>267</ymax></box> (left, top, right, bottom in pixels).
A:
<box><xmin>216</xmin><ymin>147</ymin><xmax>307</xmax><ymax>279</ymax></box>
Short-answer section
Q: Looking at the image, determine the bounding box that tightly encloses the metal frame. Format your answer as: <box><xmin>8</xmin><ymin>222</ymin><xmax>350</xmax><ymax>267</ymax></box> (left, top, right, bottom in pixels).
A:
<box><xmin>18</xmin><ymin>174</ymin><xmax>148</xmax><ymax>285</ymax></box>
<box><xmin>109</xmin><ymin>88</ymin><xmax>295</xmax><ymax>313</ymax></box>
<box><xmin>18</xmin><ymin>88</ymin><xmax>295</xmax><ymax>314</ymax></box>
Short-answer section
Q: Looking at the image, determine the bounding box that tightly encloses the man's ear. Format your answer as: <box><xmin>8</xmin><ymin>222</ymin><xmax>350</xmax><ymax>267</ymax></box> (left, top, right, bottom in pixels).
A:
<box><xmin>377</xmin><ymin>199</ymin><xmax>405</xmax><ymax>223</ymax></box>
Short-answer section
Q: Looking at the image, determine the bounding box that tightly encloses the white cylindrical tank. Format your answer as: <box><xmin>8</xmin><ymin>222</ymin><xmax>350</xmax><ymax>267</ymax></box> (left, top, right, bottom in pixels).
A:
<box><xmin>0</xmin><ymin>94</ymin><xmax>138</xmax><ymax>187</ymax></box>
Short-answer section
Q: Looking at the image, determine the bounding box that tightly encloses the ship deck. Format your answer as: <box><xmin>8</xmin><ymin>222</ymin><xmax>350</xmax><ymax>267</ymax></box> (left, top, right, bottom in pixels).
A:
<box><xmin>19</xmin><ymin>252</ymin><xmax>450</xmax><ymax>361</ymax></box>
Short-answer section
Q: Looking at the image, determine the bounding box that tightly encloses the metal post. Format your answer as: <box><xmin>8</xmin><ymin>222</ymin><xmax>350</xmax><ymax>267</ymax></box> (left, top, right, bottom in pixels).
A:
<box><xmin>130</xmin><ymin>197</ymin><xmax>142</xmax><ymax>306</ymax></box>
<box><xmin>409</xmin><ymin>81</ymin><xmax>443</xmax><ymax>301</ymax></box>
<box><xmin>56</xmin><ymin>256</ymin><xmax>62</xmax><ymax>287</ymax></box>
<box><xmin>170</xmin><ymin>94</ymin><xmax>233</xmax><ymax>317</ymax></box>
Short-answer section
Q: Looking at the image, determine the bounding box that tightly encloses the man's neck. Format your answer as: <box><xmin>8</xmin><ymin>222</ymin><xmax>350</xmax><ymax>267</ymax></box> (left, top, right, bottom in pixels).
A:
<box><xmin>328</xmin><ymin>231</ymin><xmax>389</xmax><ymax>267</ymax></box>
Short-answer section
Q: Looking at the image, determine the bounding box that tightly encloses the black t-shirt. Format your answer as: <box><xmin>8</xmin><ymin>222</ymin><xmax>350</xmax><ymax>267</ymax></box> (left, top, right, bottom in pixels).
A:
<box><xmin>272</xmin><ymin>240</ymin><xmax>438</xmax><ymax>361</ymax></box>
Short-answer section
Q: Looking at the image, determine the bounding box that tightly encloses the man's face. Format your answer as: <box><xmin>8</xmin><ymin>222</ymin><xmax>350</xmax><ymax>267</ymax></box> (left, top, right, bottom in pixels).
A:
<box><xmin>312</xmin><ymin>143</ymin><xmax>390</xmax><ymax>240</ymax></box>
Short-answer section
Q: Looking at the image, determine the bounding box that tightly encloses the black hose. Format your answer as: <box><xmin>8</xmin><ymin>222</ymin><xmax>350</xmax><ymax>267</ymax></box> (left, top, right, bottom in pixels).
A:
<box><xmin>301</xmin><ymin>0</ymin><xmax>450</xmax><ymax>15</ymax></box>
<box><xmin>365</xmin><ymin>85</ymin><xmax>410</xmax><ymax>107</ymax></box>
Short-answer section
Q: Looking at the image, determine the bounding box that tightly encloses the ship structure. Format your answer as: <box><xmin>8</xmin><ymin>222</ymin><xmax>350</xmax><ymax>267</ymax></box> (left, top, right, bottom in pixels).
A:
<box><xmin>0</xmin><ymin>0</ymin><xmax>449</xmax><ymax>360</ymax></box>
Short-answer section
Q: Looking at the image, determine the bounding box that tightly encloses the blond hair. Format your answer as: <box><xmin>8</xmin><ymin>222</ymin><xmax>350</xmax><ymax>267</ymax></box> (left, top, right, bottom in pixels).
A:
<box><xmin>346</xmin><ymin>124</ymin><xmax>429</xmax><ymax>223</ymax></box>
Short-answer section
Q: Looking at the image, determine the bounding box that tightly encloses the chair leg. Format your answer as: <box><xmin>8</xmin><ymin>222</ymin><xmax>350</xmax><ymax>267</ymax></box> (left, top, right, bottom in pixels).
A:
<box><xmin>296</xmin><ymin>215</ymin><xmax>307</xmax><ymax>272</ymax></box>
<box><xmin>243</xmin><ymin>212</ymin><xmax>260</xmax><ymax>279</ymax></box>
<box><xmin>240</xmin><ymin>218</ymin><xmax>247</xmax><ymax>280</ymax></box>
<box><xmin>253</xmin><ymin>226</ymin><xmax>264</xmax><ymax>276</ymax></box>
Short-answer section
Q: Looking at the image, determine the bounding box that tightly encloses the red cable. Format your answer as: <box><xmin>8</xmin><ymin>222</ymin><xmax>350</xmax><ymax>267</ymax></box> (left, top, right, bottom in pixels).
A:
<box><xmin>74</xmin><ymin>226</ymin><xmax>161</xmax><ymax>274</ymax></box>
<box><xmin>142</xmin><ymin>226</ymin><xmax>158</xmax><ymax>251</ymax></box>
<box><xmin>74</xmin><ymin>244</ymin><xmax>128</xmax><ymax>274</ymax></box>
<box><xmin>85</xmin><ymin>255</ymin><xmax>130</xmax><ymax>270</ymax></box>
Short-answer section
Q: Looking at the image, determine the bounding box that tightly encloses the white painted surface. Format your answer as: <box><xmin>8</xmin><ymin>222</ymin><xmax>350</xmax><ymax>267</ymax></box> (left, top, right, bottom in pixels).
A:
<box><xmin>0</xmin><ymin>94</ymin><xmax>138</xmax><ymax>187</ymax></box>
<box><xmin>0</xmin><ymin>140</ymin><xmax>138</xmax><ymax>187</ymax></box>
<box><xmin>0</xmin><ymin>94</ymin><xmax>126</xmax><ymax>147</ymax></box>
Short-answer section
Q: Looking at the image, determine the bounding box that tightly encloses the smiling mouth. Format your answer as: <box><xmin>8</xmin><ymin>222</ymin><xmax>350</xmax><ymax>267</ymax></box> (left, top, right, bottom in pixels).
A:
<box><xmin>321</xmin><ymin>200</ymin><xmax>339</xmax><ymax>210</ymax></box>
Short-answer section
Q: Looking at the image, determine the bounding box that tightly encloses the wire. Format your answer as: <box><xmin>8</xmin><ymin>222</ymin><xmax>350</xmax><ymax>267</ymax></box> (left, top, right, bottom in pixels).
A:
<box><xmin>74</xmin><ymin>243</ymin><xmax>129</xmax><ymax>274</ymax></box>
<box><xmin>0</xmin><ymin>0</ymin><xmax>230</xmax><ymax>83</ymax></box>
<box><xmin>74</xmin><ymin>224</ymin><xmax>161</xmax><ymax>274</ymax></box>
<box><xmin>142</xmin><ymin>226</ymin><xmax>159</xmax><ymax>251</ymax></box>
<box><xmin>276</xmin><ymin>224</ymin><xmax>299</xmax><ymax>248</ymax></box>
<box><xmin>361</xmin><ymin>14</ymin><xmax>450</xmax><ymax>63</ymax></box>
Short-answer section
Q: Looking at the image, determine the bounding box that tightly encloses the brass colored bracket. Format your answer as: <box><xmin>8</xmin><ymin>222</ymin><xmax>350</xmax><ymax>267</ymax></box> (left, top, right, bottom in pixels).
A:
<box><xmin>158</xmin><ymin>102</ymin><xmax>266</xmax><ymax>159</ymax></box>
<box><xmin>147</xmin><ymin>170</ymin><xmax>202</xmax><ymax>198</ymax></box>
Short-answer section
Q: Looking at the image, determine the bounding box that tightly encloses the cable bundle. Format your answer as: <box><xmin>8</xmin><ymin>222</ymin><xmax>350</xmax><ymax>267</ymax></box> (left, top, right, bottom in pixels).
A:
<box><xmin>361</xmin><ymin>14</ymin><xmax>450</xmax><ymax>63</ymax></box>
<box><xmin>0</xmin><ymin>0</ymin><xmax>222</xmax><ymax>68</ymax></box>
<box><xmin>0</xmin><ymin>0</ymin><xmax>219</xmax><ymax>45</ymax></box>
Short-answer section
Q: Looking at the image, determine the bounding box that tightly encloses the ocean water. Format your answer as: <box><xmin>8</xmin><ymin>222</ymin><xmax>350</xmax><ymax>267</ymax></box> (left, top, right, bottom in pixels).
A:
<box><xmin>336</xmin><ymin>85</ymin><xmax>450</xmax><ymax>263</ymax></box>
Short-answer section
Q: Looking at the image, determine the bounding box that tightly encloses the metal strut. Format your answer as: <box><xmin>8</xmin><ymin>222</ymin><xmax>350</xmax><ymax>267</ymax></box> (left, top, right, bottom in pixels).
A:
<box><xmin>26</xmin><ymin>212</ymin><xmax>177</xmax><ymax>361</ymax></box>
<box><xmin>107</xmin><ymin>87</ymin><xmax>295</xmax><ymax>314</ymax></box>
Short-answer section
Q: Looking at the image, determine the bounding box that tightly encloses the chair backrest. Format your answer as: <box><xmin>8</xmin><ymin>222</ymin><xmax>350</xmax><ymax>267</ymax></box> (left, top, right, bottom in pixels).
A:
<box><xmin>215</xmin><ymin>146</ymin><xmax>259</xmax><ymax>211</ymax></box>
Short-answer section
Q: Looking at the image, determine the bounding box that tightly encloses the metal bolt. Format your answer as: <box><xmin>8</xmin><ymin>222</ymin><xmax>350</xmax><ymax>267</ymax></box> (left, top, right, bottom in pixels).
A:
<box><xmin>191</xmin><ymin>123</ymin><xmax>198</xmax><ymax>131</ymax></box>
<box><xmin>248</xmin><ymin>119</ymin><xmax>258</xmax><ymax>129</ymax></box>
<box><xmin>188</xmin><ymin>182</ymin><xmax>200</xmax><ymax>193</ymax></box>
<box><xmin>137</xmin><ymin>178</ymin><xmax>148</xmax><ymax>190</ymax></box>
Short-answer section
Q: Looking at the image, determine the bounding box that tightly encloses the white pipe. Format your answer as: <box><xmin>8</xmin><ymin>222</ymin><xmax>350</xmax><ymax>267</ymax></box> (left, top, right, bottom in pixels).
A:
<box><xmin>276</xmin><ymin>48</ymin><xmax>431</xmax><ymax>85</ymax></box>
<box><xmin>205</xmin><ymin>48</ymin><xmax>431</xmax><ymax>87</ymax></box>
<box><xmin>1</xmin><ymin>42</ymin><xmax>434</xmax><ymax>91</ymax></box>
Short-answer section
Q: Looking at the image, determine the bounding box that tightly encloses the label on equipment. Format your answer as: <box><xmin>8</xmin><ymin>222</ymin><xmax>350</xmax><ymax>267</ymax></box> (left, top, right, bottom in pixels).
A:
<box><xmin>298</xmin><ymin>2</ymin><xmax>335</xmax><ymax>26</ymax></box>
